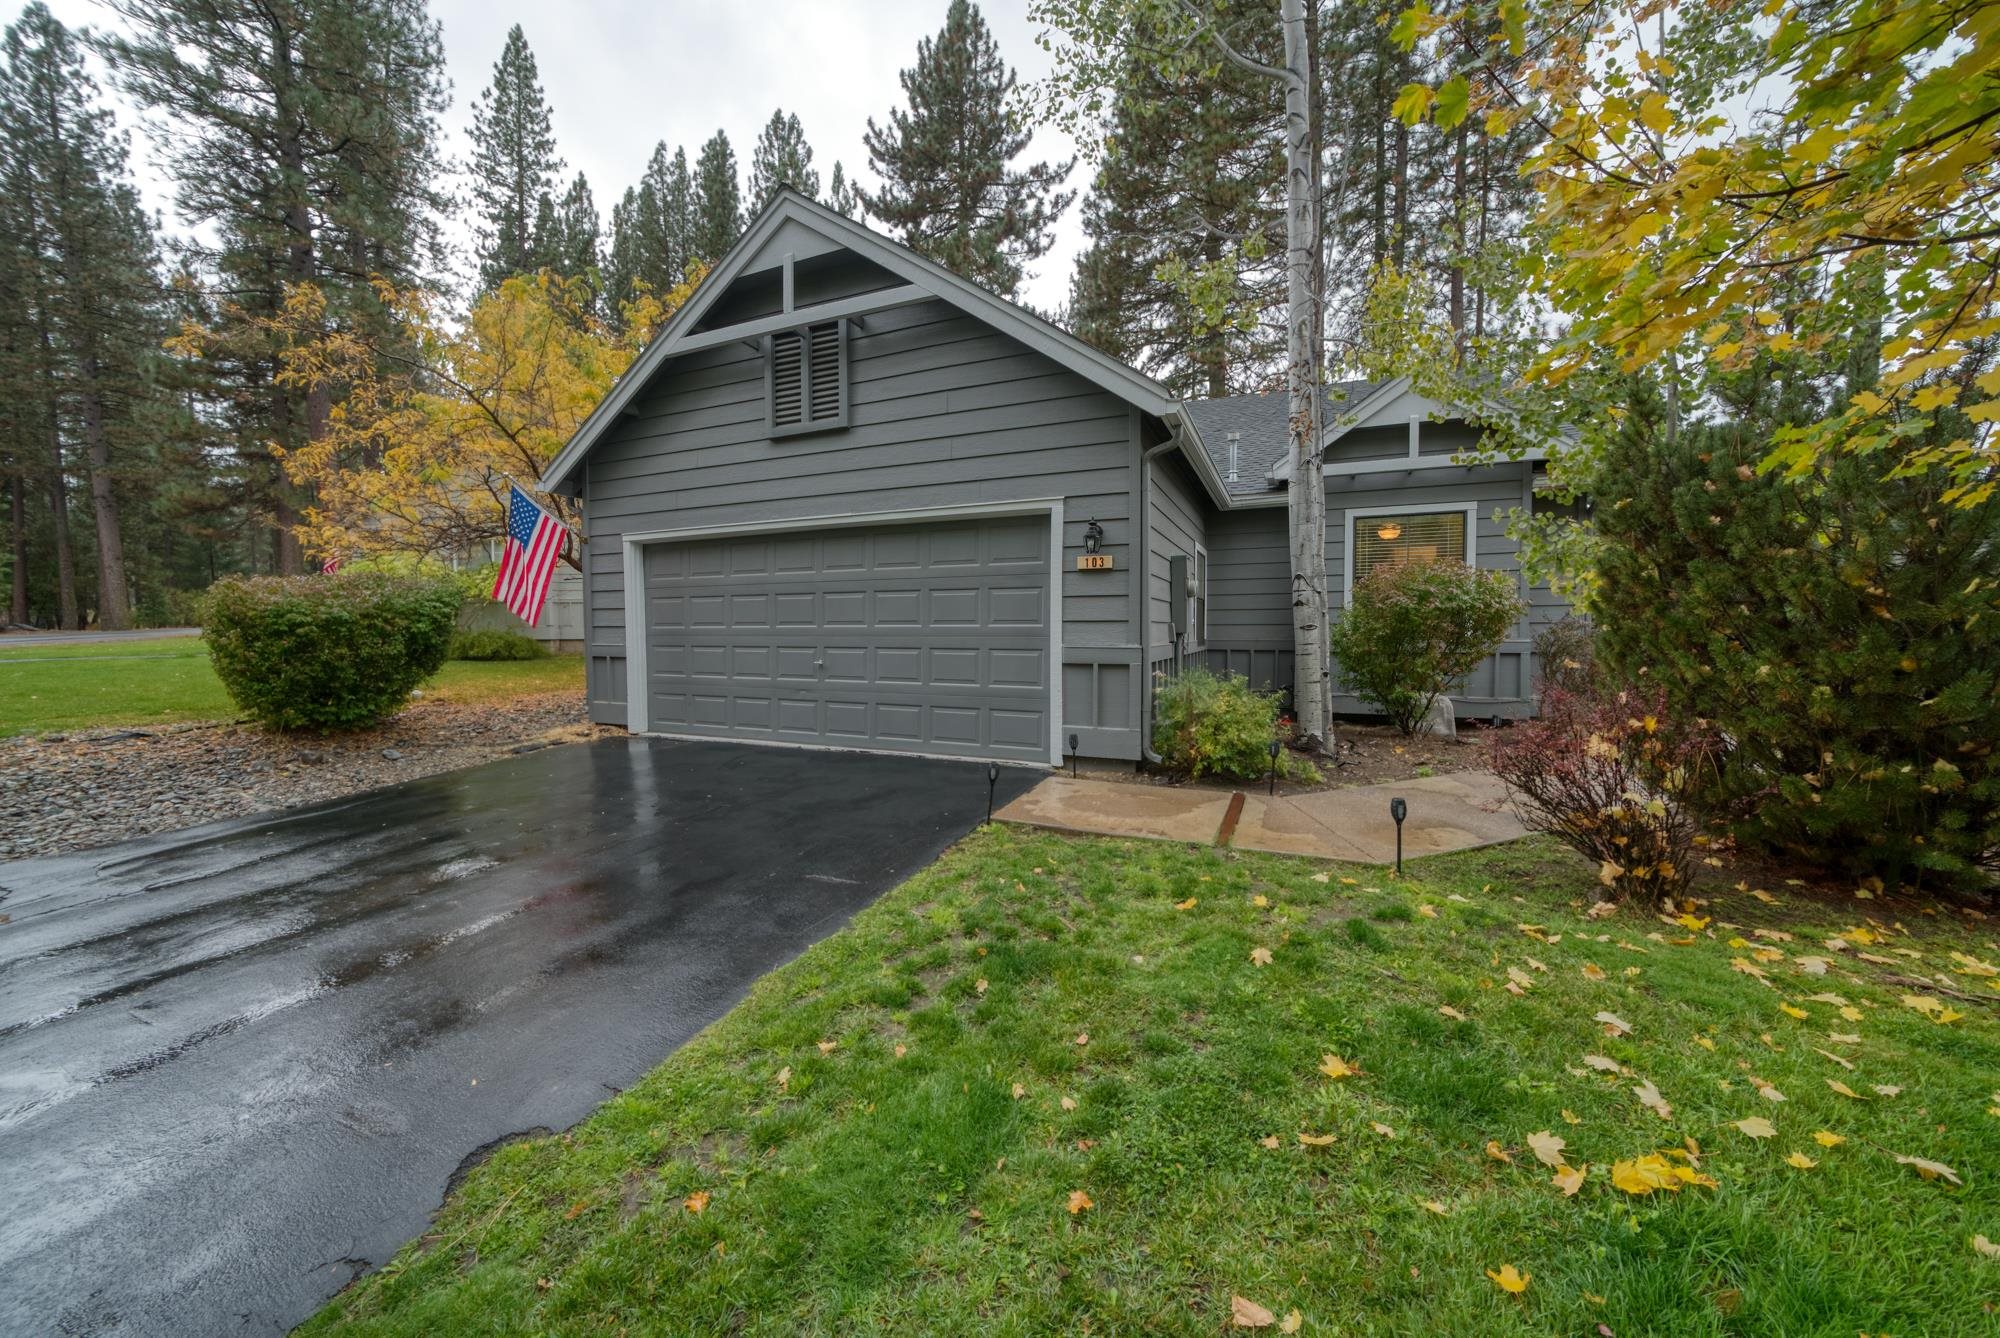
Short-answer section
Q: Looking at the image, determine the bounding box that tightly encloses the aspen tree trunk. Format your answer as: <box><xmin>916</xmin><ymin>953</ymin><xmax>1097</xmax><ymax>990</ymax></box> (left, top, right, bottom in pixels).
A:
<box><xmin>1281</xmin><ymin>0</ymin><xmax>1330</xmax><ymax>746</ymax></box>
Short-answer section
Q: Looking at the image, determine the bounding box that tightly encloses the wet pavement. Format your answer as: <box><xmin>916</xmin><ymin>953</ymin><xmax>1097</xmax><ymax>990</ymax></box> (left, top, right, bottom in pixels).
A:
<box><xmin>0</xmin><ymin>737</ymin><xmax>1034</xmax><ymax>1337</ymax></box>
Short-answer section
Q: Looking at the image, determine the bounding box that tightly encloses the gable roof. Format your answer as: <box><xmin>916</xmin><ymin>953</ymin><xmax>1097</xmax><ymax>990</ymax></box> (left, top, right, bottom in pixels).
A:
<box><xmin>1177</xmin><ymin>379</ymin><xmax>1389</xmax><ymax>497</ymax></box>
<box><xmin>540</xmin><ymin>189</ymin><xmax>1175</xmax><ymax>493</ymax></box>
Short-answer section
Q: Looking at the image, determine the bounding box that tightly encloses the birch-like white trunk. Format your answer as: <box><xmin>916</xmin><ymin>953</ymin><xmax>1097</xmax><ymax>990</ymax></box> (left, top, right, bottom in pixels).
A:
<box><xmin>1281</xmin><ymin>0</ymin><xmax>1331</xmax><ymax>745</ymax></box>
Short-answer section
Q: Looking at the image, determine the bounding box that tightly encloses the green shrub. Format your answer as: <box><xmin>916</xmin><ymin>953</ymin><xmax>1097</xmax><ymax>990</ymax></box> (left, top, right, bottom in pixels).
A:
<box><xmin>1152</xmin><ymin>667</ymin><xmax>1321</xmax><ymax>783</ymax></box>
<box><xmin>1330</xmin><ymin>558</ymin><xmax>1525</xmax><ymax>734</ymax></box>
<box><xmin>448</xmin><ymin>628</ymin><xmax>548</xmax><ymax>661</ymax></box>
<box><xmin>201</xmin><ymin>572</ymin><xmax>461</xmax><ymax>730</ymax></box>
<box><xmin>1591</xmin><ymin>407</ymin><xmax>2000</xmax><ymax>886</ymax></box>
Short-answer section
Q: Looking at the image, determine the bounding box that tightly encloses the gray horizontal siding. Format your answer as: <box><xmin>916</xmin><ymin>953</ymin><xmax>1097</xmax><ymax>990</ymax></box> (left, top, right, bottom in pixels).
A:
<box><xmin>580</xmin><ymin>296</ymin><xmax>1147</xmax><ymax>755</ymax></box>
<box><xmin>1146</xmin><ymin>453</ymin><xmax>1206</xmax><ymax>654</ymax></box>
<box><xmin>1199</xmin><ymin>461</ymin><xmax>1568</xmax><ymax>715</ymax></box>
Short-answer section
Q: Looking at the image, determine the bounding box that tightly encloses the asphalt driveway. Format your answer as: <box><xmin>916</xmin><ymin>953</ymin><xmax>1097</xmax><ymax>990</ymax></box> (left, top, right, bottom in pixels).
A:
<box><xmin>0</xmin><ymin>737</ymin><xmax>1034</xmax><ymax>1336</ymax></box>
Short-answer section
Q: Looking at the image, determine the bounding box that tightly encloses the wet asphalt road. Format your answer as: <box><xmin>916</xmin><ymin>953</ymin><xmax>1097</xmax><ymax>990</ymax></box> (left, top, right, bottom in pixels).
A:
<box><xmin>0</xmin><ymin>737</ymin><xmax>1034</xmax><ymax>1337</ymax></box>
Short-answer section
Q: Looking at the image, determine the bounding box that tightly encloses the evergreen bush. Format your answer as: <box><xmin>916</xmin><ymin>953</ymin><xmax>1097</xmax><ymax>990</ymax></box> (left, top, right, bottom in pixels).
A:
<box><xmin>1591</xmin><ymin>413</ymin><xmax>2000</xmax><ymax>886</ymax></box>
<box><xmin>448</xmin><ymin>627</ymin><xmax>548</xmax><ymax>661</ymax></box>
<box><xmin>201</xmin><ymin>573</ymin><xmax>461</xmax><ymax>730</ymax></box>
<box><xmin>1153</xmin><ymin>668</ymin><xmax>1321</xmax><ymax>784</ymax></box>
<box><xmin>1330</xmin><ymin>558</ymin><xmax>1524</xmax><ymax>734</ymax></box>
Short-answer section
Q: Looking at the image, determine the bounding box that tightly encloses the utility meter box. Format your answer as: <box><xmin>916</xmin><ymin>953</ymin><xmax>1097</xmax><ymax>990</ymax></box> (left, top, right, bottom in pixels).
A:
<box><xmin>1169</xmin><ymin>554</ymin><xmax>1189</xmax><ymax>636</ymax></box>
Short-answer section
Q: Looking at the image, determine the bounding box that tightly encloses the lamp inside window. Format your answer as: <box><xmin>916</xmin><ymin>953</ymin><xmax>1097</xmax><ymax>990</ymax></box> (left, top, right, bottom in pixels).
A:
<box><xmin>1353</xmin><ymin>510</ymin><xmax>1468</xmax><ymax>584</ymax></box>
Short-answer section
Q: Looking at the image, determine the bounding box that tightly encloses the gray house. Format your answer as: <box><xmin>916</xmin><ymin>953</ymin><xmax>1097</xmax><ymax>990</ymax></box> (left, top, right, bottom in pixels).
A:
<box><xmin>540</xmin><ymin>189</ymin><xmax>1570</xmax><ymax>767</ymax></box>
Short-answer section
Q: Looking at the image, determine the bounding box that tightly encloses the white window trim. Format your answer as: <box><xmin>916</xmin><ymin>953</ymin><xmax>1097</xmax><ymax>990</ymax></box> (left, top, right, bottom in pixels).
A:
<box><xmin>620</xmin><ymin>498</ymin><xmax>1065</xmax><ymax>765</ymax></box>
<box><xmin>1342</xmin><ymin>501</ymin><xmax>1479</xmax><ymax>609</ymax></box>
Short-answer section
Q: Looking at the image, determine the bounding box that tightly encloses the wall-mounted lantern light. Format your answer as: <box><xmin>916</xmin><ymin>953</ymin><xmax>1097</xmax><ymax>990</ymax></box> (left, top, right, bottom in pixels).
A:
<box><xmin>1389</xmin><ymin>796</ymin><xmax>1408</xmax><ymax>875</ymax></box>
<box><xmin>1376</xmin><ymin>520</ymin><xmax>1404</xmax><ymax>542</ymax></box>
<box><xmin>1083</xmin><ymin>519</ymin><xmax>1104</xmax><ymax>555</ymax></box>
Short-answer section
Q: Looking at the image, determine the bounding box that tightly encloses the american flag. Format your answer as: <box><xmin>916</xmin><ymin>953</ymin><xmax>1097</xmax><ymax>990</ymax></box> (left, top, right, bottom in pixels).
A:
<box><xmin>492</xmin><ymin>484</ymin><xmax>570</xmax><ymax>626</ymax></box>
<box><xmin>320</xmin><ymin>555</ymin><xmax>341</xmax><ymax>575</ymax></box>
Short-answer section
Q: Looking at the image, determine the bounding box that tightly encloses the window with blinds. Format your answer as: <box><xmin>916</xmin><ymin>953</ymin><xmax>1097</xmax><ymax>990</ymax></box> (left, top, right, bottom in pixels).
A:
<box><xmin>1351</xmin><ymin>510</ymin><xmax>1468</xmax><ymax>584</ymax></box>
<box><xmin>767</xmin><ymin>317</ymin><xmax>848</xmax><ymax>436</ymax></box>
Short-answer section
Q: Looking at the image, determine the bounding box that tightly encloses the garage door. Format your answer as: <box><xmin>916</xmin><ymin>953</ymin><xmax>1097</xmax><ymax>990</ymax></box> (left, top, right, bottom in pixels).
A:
<box><xmin>642</xmin><ymin>515</ymin><xmax>1051</xmax><ymax>762</ymax></box>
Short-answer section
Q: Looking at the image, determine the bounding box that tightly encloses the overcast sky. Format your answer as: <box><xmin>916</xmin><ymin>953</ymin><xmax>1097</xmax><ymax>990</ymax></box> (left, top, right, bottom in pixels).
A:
<box><xmin>42</xmin><ymin>0</ymin><xmax>1089</xmax><ymax>311</ymax></box>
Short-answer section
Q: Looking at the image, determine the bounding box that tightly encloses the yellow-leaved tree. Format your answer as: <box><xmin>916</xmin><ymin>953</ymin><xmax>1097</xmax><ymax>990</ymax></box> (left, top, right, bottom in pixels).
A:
<box><xmin>256</xmin><ymin>269</ymin><xmax>700</xmax><ymax>567</ymax></box>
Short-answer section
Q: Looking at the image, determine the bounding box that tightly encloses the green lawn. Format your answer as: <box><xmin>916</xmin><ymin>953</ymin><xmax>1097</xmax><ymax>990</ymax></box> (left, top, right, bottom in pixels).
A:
<box><xmin>0</xmin><ymin>635</ymin><xmax>582</xmax><ymax>734</ymax></box>
<box><xmin>303</xmin><ymin>831</ymin><xmax>2000</xmax><ymax>1336</ymax></box>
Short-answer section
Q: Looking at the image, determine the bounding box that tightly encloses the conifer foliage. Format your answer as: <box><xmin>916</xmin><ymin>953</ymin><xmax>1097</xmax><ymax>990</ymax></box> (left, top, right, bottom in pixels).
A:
<box><xmin>469</xmin><ymin>23</ymin><xmax>562</xmax><ymax>292</ymax></box>
<box><xmin>863</xmin><ymin>0</ymin><xmax>1074</xmax><ymax>297</ymax></box>
<box><xmin>749</xmin><ymin>109</ymin><xmax>819</xmax><ymax>212</ymax></box>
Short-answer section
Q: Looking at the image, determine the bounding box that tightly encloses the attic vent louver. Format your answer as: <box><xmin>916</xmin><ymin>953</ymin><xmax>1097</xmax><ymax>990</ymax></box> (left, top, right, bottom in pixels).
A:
<box><xmin>767</xmin><ymin>318</ymin><xmax>849</xmax><ymax>437</ymax></box>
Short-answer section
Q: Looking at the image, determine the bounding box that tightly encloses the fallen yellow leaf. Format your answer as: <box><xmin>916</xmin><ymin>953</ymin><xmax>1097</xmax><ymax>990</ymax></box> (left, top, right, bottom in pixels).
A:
<box><xmin>1061</xmin><ymin>1095</ymin><xmax>1078</xmax><ymax>1111</ymax></box>
<box><xmin>1417</xmin><ymin>904</ymin><xmax>1438</xmax><ymax>919</ymax></box>
<box><xmin>1779</xmin><ymin>1003</ymin><xmax>1808</xmax><ymax>1020</ymax></box>
<box><xmin>684</xmin><ymin>1190</ymin><xmax>710</xmax><ymax>1214</ymax></box>
<box><xmin>1974</xmin><ymin>1235</ymin><xmax>2000</xmax><ymax>1260</ymax></box>
<box><xmin>1486</xmin><ymin>1264</ymin><xmax>1530</xmax><ymax>1294</ymax></box>
<box><xmin>1074</xmin><ymin>1032</ymin><xmax>1090</xmax><ymax>1047</ymax></box>
<box><xmin>1280</xmin><ymin>1310</ymin><xmax>1304</xmax><ymax>1334</ymax></box>
<box><xmin>1611</xmin><ymin>1155</ymin><xmax>1681</xmax><ymax>1195</ymax></box>
<box><xmin>1552</xmin><ymin>1163</ymin><xmax>1588</xmax><ymax>1196</ymax></box>
<box><xmin>817</xmin><ymin>1040</ymin><xmax>838</xmax><ymax>1055</ymax></box>
<box><xmin>1318</xmin><ymin>1054</ymin><xmax>1357</xmax><ymax>1079</ymax></box>
<box><xmin>1813</xmin><ymin>1130</ymin><xmax>1845</xmax><ymax>1147</ymax></box>
<box><xmin>976</xmin><ymin>978</ymin><xmax>988</xmax><ymax>995</ymax></box>
<box><xmin>1785</xmin><ymin>1151</ymin><xmax>1817</xmax><ymax>1169</ymax></box>
<box><xmin>1372</xmin><ymin>1121</ymin><xmax>1397</xmax><ymax>1139</ymax></box>
<box><xmin>1595</xmin><ymin>1011</ymin><xmax>1633</xmax><ymax>1037</ymax></box>
<box><xmin>1634</xmin><ymin>1079</ymin><xmax>1673</xmax><ymax>1120</ymax></box>
<box><xmin>1894</xmin><ymin>1153</ymin><xmax>1962</xmax><ymax>1185</ymax></box>
<box><xmin>1732</xmin><ymin>1117</ymin><xmax>1778</xmax><ymax>1139</ymax></box>
<box><xmin>1067</xmin><ymin>1189</ymin><xmax>1094</xmax><ymax>1213</ymax></box>
<box><xmin>1438</xmin><ymin>1005</ymin><xmax>1468</xmax><ymax>1022</ymax></box>
<box><xmin>775</xmin><ymin>1065</ymin><xmax>791</xmax><ymax>1091</ymax></box>
<box><xmin>1250</xmin><ymin>946</ymin><xmax>1274</xmax><ymax>967</ymax></box>
<box><xmin>1251</xmin><ymin>894</ymin><xmax>1270</xmax><ymax>909</ymax></box>
<box><xmin>1298</xmin><ymin>1131</ymin><xmax>1338</xmax><ymax>1147</ymax></box>
<box><xmin>1826</xmin><ymin>1079</ymin><xmax>1865</xmax><ymax>1099</ymax></box>
<box><xmin>1229</xmin><ymin>1295</ymin><xmax>1276</xmax><ymax>1328</ymax></box>
<box><xmin>1012</xmin><ymin>1083</ymin><xmax>1026</xmax><ymax>1099</ymax></box>
<box><xmin>1561</xmin><ymin>1108</ymin><xmax>1582</xmax><ymax>1125</ymax></box>
<box><xmin>1485</xmin><ymin>1140</ymin><xmax>1512</xmax><ymax>1164</ymax></box>
<box><xmin>1175</xmin><ymin>897</ymin><xmax>1198</xmax><ymax>910</ymax></box>
<box><xmin>1421</xmin><ymin>1199</ymin><xmax>1449</xmax><ymax>1215</ymax></box>
<box><xmin>1526</xmin><ymin>1130</ymin><xmax>1568</xmax><ymax>1168</ymax></box>
<box><xmin>1259</xmin><ymin>1135</ymin><xmax>1281</xmax><ymax>1150</ymax></box>
<box><xmin>1582</xmin><ymin>962</ymin><xmax>1607</xmax><ymax>981</ymax></box>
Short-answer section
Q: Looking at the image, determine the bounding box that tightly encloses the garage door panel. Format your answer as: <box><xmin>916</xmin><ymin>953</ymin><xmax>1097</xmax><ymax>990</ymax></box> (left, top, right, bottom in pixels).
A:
<box><xmin>646</xmin><ymin>516</ymin><xmax>1052</xmax><ymax>762</ymax></box>
<box><xmin>990</xmin><ymin>586</ymin><xmax>1045</xmax><ymax>626</ymax></box>
<box><xmin>874</xmin><ymin>588</ymin><xmax>923</xmax><ymax>625</ymax></box>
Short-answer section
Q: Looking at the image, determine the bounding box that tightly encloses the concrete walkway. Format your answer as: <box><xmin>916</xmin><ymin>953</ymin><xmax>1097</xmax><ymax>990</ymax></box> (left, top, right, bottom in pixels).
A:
<box><xmin>996</xmin><ymin>769</ymin><xmax>1526</xmax><ymax>864</ymax></box>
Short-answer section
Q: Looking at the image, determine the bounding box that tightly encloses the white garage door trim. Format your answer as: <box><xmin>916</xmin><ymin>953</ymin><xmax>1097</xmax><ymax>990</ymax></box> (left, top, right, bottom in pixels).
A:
<box><xmin>621</xmin><ymin>498</ymin><xmax>1064</xmax><ymax>765</ymax></box>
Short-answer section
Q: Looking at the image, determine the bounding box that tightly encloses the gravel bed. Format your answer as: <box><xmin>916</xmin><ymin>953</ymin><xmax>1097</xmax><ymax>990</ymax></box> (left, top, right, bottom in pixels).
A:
<box><xmin>0</xmin><ymin>692</ymin><xmax>611</xmax><ymax>862</ymax></box>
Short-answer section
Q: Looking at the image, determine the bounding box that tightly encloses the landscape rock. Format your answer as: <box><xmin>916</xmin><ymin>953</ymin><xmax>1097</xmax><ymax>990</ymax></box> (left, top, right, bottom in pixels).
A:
<box><xmin>0</xmin><ymin>693</ymin><xmax>606</xmax><ymax>862</ymax></box>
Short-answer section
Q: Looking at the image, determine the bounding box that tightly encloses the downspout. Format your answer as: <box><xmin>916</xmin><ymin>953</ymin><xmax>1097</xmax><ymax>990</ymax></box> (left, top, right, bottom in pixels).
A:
<box><xmin>1138</xmin><ymin>428</ymin><xmax>1184</xmax><ymax>766</ymax></box>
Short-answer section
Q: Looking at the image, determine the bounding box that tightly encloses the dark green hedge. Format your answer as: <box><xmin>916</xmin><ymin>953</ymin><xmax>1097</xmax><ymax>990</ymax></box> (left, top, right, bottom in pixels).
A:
<box><xmin>448</xmin><ymin>628</ymin><xmax>549</xmax><ymax>661</ymax></box>
<box><xmin>201</xmin><ymin>573</ymin><xmax>461</xmax><ymax>730</ymax></box>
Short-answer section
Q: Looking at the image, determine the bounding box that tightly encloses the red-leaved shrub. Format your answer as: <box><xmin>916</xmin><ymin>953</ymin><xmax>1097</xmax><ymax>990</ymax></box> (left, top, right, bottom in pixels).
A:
<box><xmin>1490</xmin><ymin>687</ymin><xmax>1721</xmax><ymax>904</ymax></box>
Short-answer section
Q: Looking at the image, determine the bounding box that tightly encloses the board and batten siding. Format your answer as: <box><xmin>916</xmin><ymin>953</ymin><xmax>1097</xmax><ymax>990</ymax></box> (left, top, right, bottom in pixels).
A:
<box><xmin>1198</xmin><ymin>461</ymin><xmax>1558</xmax><ymax>716</ymax></box>
<box><xmin>579</xmin><ymin>296</ymin><xmax>1149</xmax><ymax>759</ymax></box>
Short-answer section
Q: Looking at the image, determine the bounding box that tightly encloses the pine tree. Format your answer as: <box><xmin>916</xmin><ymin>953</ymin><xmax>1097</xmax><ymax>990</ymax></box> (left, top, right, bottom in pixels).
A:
<box><xmin>1</xmin><ymin>5</ymin><xmax>168</xmax><ymax>629</ymax></box>
<box><xmin>861</xmin><ymin>0</ymin><xmax>1073</xmax><ymax>297</ymax></box>
<box><xmin>469</xmin><ymin>23</ymin><xmax>561</xmax><ymax>291</ymax></box>
<box><xmin>1070</xmin><ymin>9</ymin><xmax>1284</xmax><ymax>397</ymax></box>
<box><xmin>693</xmin><ymin>129</ymin><xmax>742</xmax><ymax>262</ymax></box>
<box><xmin>97</xmin><ymin>0</ymin><xmax>449</xmax><ymax>574</ymax></box>
<box><xmin>826</xmin><ymin>160</ymin><xmax>861</xmax><ymax>218</ymax></box>
<box><xmin>749</xmin><ymin>109</ymin><xmax>818</xmax><ymax>212</ymax></box>
<box><xmin>547</xmin><ymin>172</ymin><xmax>600</xmax><ymax>281</ymax></box>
